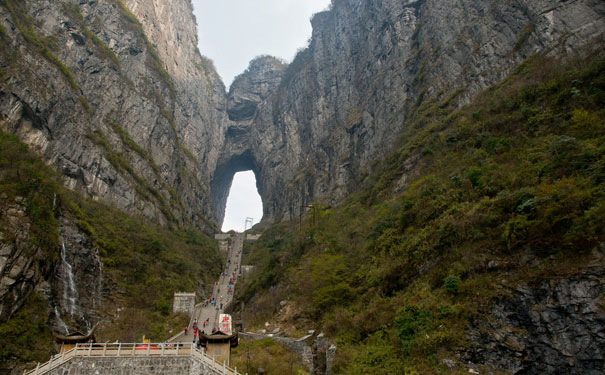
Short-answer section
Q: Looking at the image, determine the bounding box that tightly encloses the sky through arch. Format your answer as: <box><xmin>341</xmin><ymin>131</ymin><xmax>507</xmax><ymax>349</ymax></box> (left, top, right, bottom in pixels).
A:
<box><xmin>221</xmin><ymin>171</ymin><xmax>262</xmax><ymax>232</ymax></box>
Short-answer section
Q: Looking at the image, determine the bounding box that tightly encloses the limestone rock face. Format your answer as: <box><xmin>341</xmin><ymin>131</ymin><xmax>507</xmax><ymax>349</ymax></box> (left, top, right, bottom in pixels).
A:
<box><xmin>52</xmin><ymin>217</ymin><xmax>106</xmax><ymax>334</ymax></box>
<box><xmin>214</xmin><ymin>0</ymin><xmax>605</xmax><ymax>224</ymax></box>
<box><xmin>2</xmin><ymin>0</ymin><xmax>603</xmax><ymax>231</ymax></box>
<box><xmin>0</xmin><ymin>194</ymin><xmax>106</xmax><ymax>333</ymax></box>
<box><xmin>0</xmin><ymin>0</ymin><xmax>226</xmax><ymax>232</ymax></box>
<box><xmin>212</xmin><ymin>56</ymin><xmax>287</xmax><ymax>224</ymax></box>
<box><xmin>464</xmin><ymin>266</ymin><xmax>605</xmax><ymax>374</ymax></box>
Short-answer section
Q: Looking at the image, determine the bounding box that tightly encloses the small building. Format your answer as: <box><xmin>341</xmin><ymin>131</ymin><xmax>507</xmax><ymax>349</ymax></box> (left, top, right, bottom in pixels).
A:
<box><xmin>199</xmin><ymin>331</ymin><xmax>238</xmax><ymax>366</ymax></box>
<box><xmin>173</xmin><ymin>292</ymin><xmax>196</xmax><ymax>314</ymax></box>
<box><xmin>214</xmin><ymin>233</ymin><xmax>232</xmax><ymax>240</ymax></box>
<box><xmin>55</xmin><ymin>324</ymin><xmax>98</xmax><ymax>353</ymax></box>
<box><xmin>245</xmin><ymin>234</ymin><xmax>261</xmax><ymax>241</ymax></box>
<box><xmin>199</xmin><ymin>314</ymin><xmax>238</xmax><ymax>366</ymax></box>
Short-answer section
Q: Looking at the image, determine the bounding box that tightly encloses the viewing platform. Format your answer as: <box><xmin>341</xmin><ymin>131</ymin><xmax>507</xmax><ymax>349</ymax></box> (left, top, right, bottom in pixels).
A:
<box><xmin>23</xmin><ymin>342</ymin><xmax>242</xmax><ymax>375</ymax></box>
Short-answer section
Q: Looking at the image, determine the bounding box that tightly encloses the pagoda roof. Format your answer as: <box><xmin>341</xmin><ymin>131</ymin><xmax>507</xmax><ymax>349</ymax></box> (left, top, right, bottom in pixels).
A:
<box><xmin>199</xmin><ymin>331</ymin><xmax>238</xmax><ymax>348</ymax></box>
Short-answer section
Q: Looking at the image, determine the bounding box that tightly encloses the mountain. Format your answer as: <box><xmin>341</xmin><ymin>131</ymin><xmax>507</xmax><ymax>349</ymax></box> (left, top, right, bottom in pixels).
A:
<box><xmin>1</xmin><ymin>0</ymin><xmax>603</xmax><ymax>228</ymax></box>
<box><xmin>0</xmin><ymin>0</ymin><xmax>603</xmax><ymax>373</ymax></box>
<box><xmin>218</xmin><ymin>0</ymin><xmax>604</xmax><ymax>223</ymax></box>
<box><xmin>0</xmin><ymin>0</ymin><xmax>226</xmax><ymax>232</ymax></box>
<box><xmin>234</xmin><ymin>51</ymin><xmax>605</xmax><ymax>374</ymax></box>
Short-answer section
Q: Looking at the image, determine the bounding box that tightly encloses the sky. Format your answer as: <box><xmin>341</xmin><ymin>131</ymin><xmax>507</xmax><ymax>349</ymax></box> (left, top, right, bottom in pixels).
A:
<box><xmin>190</xmin><ymin>0</ymin><xmax>332</xmax><ymax>232</ymax></box>
<box><xmin>191</xmin><ymin>0</ymin><xmax>332</xmax><ymax>88</ymax></box>
<box><xmin>221</xmin><ymin>171</ymin><xmax>262</xmax><ymax>232</ymax></box>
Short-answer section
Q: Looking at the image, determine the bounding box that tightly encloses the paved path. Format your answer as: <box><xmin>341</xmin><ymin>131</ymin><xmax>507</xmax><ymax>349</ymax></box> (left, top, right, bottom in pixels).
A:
<box><xmin>169</xmin><ymin>233</ymin><xmax>244</xmax><ymax>344</ymax></box>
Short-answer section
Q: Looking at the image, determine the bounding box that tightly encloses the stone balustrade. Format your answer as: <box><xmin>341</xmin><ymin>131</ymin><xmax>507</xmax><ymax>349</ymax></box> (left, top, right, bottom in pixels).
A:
<box><xmin>23</xmin><ymin>343</ymin><xmax>241</xmax><ymax>375</ymax></box>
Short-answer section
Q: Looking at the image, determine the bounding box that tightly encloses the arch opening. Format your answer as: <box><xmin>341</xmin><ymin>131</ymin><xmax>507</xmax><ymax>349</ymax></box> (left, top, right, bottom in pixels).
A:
<box><xmin>211</xmin><ymin>151</ymin><xmax>264</xmax><ymax>231</ymax></box>
<box><xmin>221</xmin><ymin>171</ymin><xmax>263</xmax><ymax>232</ymax></box>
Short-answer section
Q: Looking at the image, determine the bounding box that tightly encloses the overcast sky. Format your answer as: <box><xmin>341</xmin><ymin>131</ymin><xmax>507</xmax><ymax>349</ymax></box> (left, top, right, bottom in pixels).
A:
<box><xmin>190</xmin><ymin>0</ymin><xmax>332</xmax><ymax>232</ymax></box>
<box><xmin>191</xmin><ymin>0</ymin><xmax>332</xmax><ymax>88</ymax></box>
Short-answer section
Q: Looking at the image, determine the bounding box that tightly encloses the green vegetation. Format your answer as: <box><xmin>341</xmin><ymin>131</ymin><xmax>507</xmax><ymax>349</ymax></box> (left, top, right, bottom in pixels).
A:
<box><xmin>237</xmin><ymin>52</ymin><xmax>605</xmax><ymax>373</ymax></box>
<box><xmin>0</xmin><ymin>293</ymin><xmax>54</xmax><ymax>370</ymax></box>
<box><xmin>78</xmin><ymin>95</ymin><xmax>92</xmax><ymax>113</ymax></box>
<box><xmin>63</xmin><ymin>190</ymin><xmax>221</xmax><ymax>341</ymax></box>
<box><xmin>443</xmin><ymin>275</ymin><xmax>461</xmax><ymax>295</ymax></box>
<box><xmin>179</xmin><ymin>141</ymin><xmax>198</xmax><ymax>163</ymax></box>
<box><xmin>62</xmin><ymin>3</ymin><xmax>121</xmax><ymax>68</ymax></box>
<box><xmin>106</xmin><ymin>120</ymin><xmax>160</xmax><ymax>174</ymax></box>
<box><xmin>0</xmin><ymin>130</ymin><xmax>60</xmax><ymax>258</ymax></box>
<box><xmin>0</xmin><ymin>127</ymin><xmax>221</xmax><ymax>351</ymax></box>
<box><xmin>514</xmin><ymin>22</ymin><xmax>535</xmax><ymax>51</ymax></box>
<box><xmin>231</xmin><ymin>338</ymin><xmax>309</xmax><ymax>375</ymax></box>
<box><xmin>66</xmin><ymin>191</ymin><xmax>221</xmax><ymax>307</ymax></box>
<box><xmin>1</xmin><ymin>0</ymin><xmax>78</xmax><ymax>90</ymax></box>
<box><xmin>239</xmin><ymin>223</ymin><xmax>300</xmax><ymax>305</ymax></box>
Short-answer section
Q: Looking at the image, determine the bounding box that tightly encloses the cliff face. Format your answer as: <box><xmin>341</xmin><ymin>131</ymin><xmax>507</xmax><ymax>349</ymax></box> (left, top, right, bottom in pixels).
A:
<box><xmin>464</xmin><ymin>265</ymin><xmax>605</xmax><ymax>374</ymax></box>
<box><xmin>0</xmin><ymin>0</ymin><xmax>227</xmax><ymax>348</ymax></box>
<box><xmin>212</xmin><ymin>56</ymin><xmax>287</xmax><ymax>223</ymax></box>
<box><xmin>215</xmin><ymin>0</ymin><xmax>605</xmax><ymax>223</ymax></box>
<box><xmin>0</xmin><ymin>0</ymin><xmax>225</xmax><ymax>232</ymax></box>
<box><xmin>1</xmin><ymin>0</ymin><xmax>602</xmax><ymax>232</ymax></box>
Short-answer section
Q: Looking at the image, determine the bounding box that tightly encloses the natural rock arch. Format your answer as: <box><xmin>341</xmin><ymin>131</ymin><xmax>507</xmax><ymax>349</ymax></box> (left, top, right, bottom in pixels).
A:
<box><xmin>210</xmin><ymin>150</ymin><xmax>263</xmax><ymax>226</ymax></box>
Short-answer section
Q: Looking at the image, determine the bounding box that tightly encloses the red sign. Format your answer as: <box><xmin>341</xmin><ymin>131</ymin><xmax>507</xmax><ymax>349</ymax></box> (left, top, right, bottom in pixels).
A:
<box><xmin>219</xmin><ymin>314</ymin><xmax>232</xmax><ymax>335</ymax></box>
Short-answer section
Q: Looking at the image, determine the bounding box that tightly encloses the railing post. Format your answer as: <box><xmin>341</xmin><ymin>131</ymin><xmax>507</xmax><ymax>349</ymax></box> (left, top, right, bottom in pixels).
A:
<box><xmin>161</xmin><ymin>343</ymin><xmax>165</xmax><ymax>356</ymax></box>
<box><xmin>223</xmin><ymin>360</ymin><xmax>226</xmax><ymax>373</ymax></box>
<box><xmin>147</xmin><ymin>343</ymin><xmax>150</xmax><ymax>356</ymax></box>
<box><xmin>61</xmin><ymin>349</ymin><xmax>65</xmax><ymax>362</ymax></box>
<box><xmin>48</xmin><ymin>355</ymin><xmax>53</xmax><ymax>370</ymax></box>
<box><xmin>235</xmin><ymin>366</ymin><xmax>238</xmax><ymax>375</ymax></box>
<box><xmin>132</xmin><ymin>343</ymin><xmax>136</xmax><ymax>356</ymax></box>
<box><xmin>212</xmin><ymin>354</ymin><xmax>215</xmax><ymax>366</ymax></box>
<box><xmin>176</xmin><ymin>343</ymin><xmax>180</xmax><ymax>356</ymax></box>
<box><xmin>103</xmin><ymin>343</ymin><xmax>107</xmax><ymax>357</ymax></box>
<box><xmin>34</xmin><ymin>363</ymin><xmax>39</xmax><ymax>375</ymax></box>
<box><xmin>117</xmin><ymin>342</ymin><xmax>121</xmax><ymax>356</ymax></box>
<box><xmin>88</xmin><ymin>343</ymin><xmax>92</xmax><ymax>356</ymax></box>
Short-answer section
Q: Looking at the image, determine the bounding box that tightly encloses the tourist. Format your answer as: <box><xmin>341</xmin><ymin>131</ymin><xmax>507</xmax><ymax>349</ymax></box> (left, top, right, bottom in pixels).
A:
<box><xmin>184</xmin><ymin>327</ymin><xmax>188</xmax><ymax>335</ymax></box>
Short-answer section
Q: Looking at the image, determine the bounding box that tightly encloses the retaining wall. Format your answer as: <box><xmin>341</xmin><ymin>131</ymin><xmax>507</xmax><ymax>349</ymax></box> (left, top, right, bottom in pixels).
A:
<box><xmin>45</xmin><ymin>356</ymin><xmax>225</xmax><ymax>375</ymax></box>
<box><xmin>173</xmin><ymin>293</ymin><xmax>196</xmax><ymax>314</ymax></box>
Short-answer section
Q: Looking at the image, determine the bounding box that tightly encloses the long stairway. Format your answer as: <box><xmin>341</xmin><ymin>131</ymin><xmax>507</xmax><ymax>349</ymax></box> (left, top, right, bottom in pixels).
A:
<box><xmin>169</xmin><ymin>233</ymin><xmax>244</xmax><ymax>343</ymax></box>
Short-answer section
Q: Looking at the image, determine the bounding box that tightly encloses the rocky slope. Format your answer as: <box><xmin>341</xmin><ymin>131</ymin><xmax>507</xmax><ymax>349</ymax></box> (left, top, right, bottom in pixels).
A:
<box><xmin>464</xmin><ymin>264</ymin><xmax>605</xmax><ymax>374</ymax></box>
<box><xmin>216</xmin><ymin>0</ymin><xmax>605</xmax><ymax>224</ymax></box>
<box><xmin>233</xmin><ymin>51</ymin><xmax>605</xmax><ymax>374</ymax></box>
